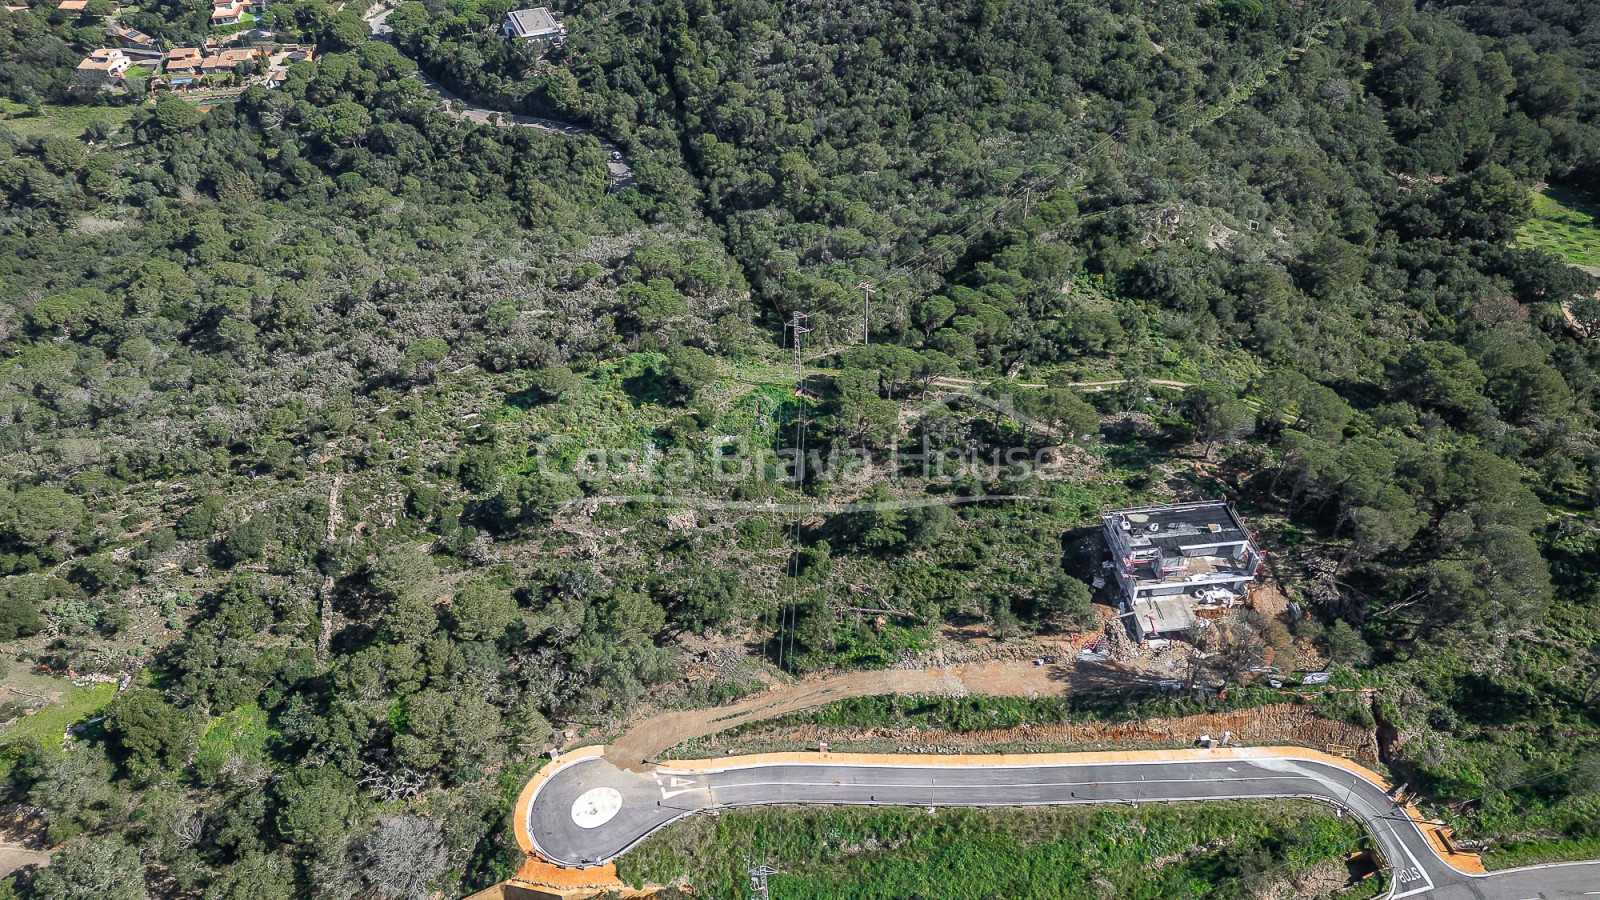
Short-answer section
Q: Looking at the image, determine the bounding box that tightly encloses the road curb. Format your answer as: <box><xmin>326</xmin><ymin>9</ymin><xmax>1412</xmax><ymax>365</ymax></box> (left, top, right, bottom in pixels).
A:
<box><xmin>659</xmin><ymin>745</ymin><xmax>1485</xmax><ymax>877</ymax></box>
<box><xmin>501</xmin><ymin>746</ymin><xmax>652</xmax><ymax>896</ymax></box>
<box><xmin>513</xmin><ymin>743</ymin><xmax>1489</xmax><ymax>884</ymax></box>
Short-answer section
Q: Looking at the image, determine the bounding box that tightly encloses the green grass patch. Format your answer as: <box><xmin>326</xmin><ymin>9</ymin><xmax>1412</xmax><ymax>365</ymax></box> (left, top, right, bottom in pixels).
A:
<box><xmin>1517</xmin><ymin>186</ymin><xmax>1600</xmax><ymax>268</ymax></box>
<box><xmin>1482</xmin><ymin>833</ymin><xmax>1600</xmax><ymax>871</ymax></box>
<box><xmin>0</xmin><ymin>100</ymin><xmax>137</xmax><ymax>141</ymax></box>
<box><xmin>460</xmin><ymin>759</ymin><xmax>543</xmax><ymax>890</ymax></box>
<box><xmin>0</xmin><ymin>681</ymin><xmax>118</xmax><ymax>776</ymax></box>
<box><xmin>498</xmin><ymin>353</ymin><xmax>667</xmax><ymax>455</ymax></box>
<box><xmin>718</xmin><ymin>382</ymin><xmax>792</xmax><ymax>450</ymax></box>
<box><xmin>615</xmin><ymin>801</ymin><xmax>1369</xmax><ymax>899</ymax></box>
<box><xmin>211</xmin><ymin>9</ymin><xmax>257</xmax><ymax>32</ymax></box>
<box><xmin>194</xmin><ymin>702</ymin><xmax>272</xmax><ymax>782</ymax></box>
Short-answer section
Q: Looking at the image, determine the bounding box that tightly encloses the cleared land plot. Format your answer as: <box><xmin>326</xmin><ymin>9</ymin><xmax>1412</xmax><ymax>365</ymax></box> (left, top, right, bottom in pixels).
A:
<box><xmin>1518</xmin><ymin>186</ymin><xmax>1600</xmax><ymax>268</ymax></box>
<box><xmin>0</xmin><ymin>681</ymin><xmax>117</xmax><ymax>777</ymax></box>
<box><xmin>0</xmin><ymin>100</ymin><xmax>137</xmax><ymax>141</ymax></box>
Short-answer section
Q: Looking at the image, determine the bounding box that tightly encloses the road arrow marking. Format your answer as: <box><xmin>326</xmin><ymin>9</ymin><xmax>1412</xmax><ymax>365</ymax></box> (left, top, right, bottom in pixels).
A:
<box><xmin>660</xmin><ymin>776</ymin><xmax>700</xmax><ymax>800</ymax></box>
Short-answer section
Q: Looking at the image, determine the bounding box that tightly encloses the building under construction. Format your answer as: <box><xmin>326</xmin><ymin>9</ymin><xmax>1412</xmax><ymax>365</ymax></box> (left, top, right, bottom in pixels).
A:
<box><xmin>1102</xmin><ymin>500</ymin><xmax>1263</xmax><ymax>642</ymax></box>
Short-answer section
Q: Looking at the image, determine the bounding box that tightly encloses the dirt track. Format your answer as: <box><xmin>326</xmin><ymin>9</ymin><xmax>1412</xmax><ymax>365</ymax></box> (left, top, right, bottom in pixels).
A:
<box><xmin>602</xmin><ymin>654</ymin><xmax>1380</xmax><ymax>770</ymax></box>
<box><xmin>603</xmin><ymin>660</ymin><xmax>1071</xmax><ymax>769</ymax></box>
<box><xmin>0</xmin><ymin>845</ymin><xmax>50</xmax><ymax>878</ymax></box>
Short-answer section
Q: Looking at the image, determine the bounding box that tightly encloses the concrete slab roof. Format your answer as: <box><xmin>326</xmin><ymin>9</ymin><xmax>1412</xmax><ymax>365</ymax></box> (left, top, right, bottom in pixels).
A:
<box><xmin>1106</xmin><ymin>500</ymin><xmax>1249</xmax><ymax>556</ymax></box>
<box><xmin>506</xmin><ymin>6</ymin><xmax>561</xmax><ymax>38</ymax></box>
<box><xmin>1134</xmin><ymin>596</ymin><xmax>1198</xmax><ymax>635</ymax></box>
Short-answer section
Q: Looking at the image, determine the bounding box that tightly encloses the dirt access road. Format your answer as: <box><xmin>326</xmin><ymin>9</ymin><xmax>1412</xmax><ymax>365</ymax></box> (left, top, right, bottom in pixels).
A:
<box><xmin>0</xmin><ymin>845</ymin><xmax>49</xmax><ymax>878</ymax></box>
<box><xmin>603</xmin><ymin>660</ymin><xmax>1071</xmax><ymax>769</ymax></box>
<box><xmin>362</xmin><ymin>4</ymin><xmax>634</xmax><ymax>190</ymax></box>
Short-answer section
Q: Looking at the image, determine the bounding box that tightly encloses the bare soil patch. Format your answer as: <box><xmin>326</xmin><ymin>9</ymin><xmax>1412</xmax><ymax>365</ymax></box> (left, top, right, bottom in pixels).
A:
<box><xmin>0</xmin><ymin>804</ymin><xmax>53</xmax><ymax>878</ymax></box>
<box><xmin>603</xmin><ymin>659</ymin><xmax>1084</xmax><ymax>769</ymax></box>
<box><xmin>1249</xmin><ymin>577</ymin><xmax>1291</xmax><ymax>619</ymax></box>
<box><xmin>0</xmin><ymin>846</ymin><xmax>50</xmax><ymax>879</ymax></box>
<box><xmin>1259</xmin><ymin>859</ymin><xmax>1360</xmax><ymax>900</ymax></box>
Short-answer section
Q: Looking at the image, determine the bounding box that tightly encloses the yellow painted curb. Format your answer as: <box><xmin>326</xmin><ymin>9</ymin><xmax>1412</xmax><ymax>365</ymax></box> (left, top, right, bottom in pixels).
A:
<box><xmin>505</xmin><ymin>746</ymin><xmax>643</xmax><ymax>896</ymax></box>
<box><xmin>661</xmin><ymin>745</ymin><xmax>1393</xmax><ymax>783</ymax></box>
<box><xmin>512</xmin><ymin>747</ymin><xmax>604</xmax><ymax>856</ymax></box>
<box><xmin>662</xmin><ymin>745</ymin><xmax>1315</xmax><ymax>772</ymax></box>
<box><xmin>658</xmin><ymin>746</ymin><xmax>1485</xmax><ymax>876</ymax></box>
<box><xmin>504</xmin><ymin>743</ymin><xmax>1486</xmax><ymax>887</ymax></box>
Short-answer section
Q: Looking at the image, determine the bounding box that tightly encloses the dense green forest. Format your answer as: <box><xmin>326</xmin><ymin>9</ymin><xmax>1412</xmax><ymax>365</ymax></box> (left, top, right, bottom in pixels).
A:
<box><xmin>0</xmin><ymin>0</ymin><xmax>1598</xmax><ymax>895</ymax></box>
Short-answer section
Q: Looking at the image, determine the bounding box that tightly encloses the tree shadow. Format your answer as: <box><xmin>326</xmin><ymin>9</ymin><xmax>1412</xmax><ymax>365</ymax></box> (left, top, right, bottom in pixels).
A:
<box><xmin>620</xmin><ymin>370</ymin><xmax>671</xmax><ymax>407</ymax></box>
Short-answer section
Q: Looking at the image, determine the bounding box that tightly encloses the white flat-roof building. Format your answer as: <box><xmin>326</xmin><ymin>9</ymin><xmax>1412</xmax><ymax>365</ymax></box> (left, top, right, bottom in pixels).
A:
<box><xmin>503</xmin><ymin>6</ymin><xmax>565</xmax><ymax>41</ymax></box>
<box><xmin>1103</xmin><ymin>500</ymin><xmax>1263</xmax><ymax>641</ymax></box>
<box><xmin>210</xmin><ymin>0</ymin><xmax>243</xmax><ymax>24</ymax></box>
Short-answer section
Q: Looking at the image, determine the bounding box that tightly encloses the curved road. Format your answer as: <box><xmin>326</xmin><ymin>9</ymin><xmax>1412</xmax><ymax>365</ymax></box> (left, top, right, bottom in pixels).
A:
<box><xmin>524</xmin><ymin>749</ymin><xmax>1600</xmax><ymax>899</ymax></box>
<box><xmin>363</xmin><ymin>5</ymin><xmax>634</xmax><ymax>190</ymax></box>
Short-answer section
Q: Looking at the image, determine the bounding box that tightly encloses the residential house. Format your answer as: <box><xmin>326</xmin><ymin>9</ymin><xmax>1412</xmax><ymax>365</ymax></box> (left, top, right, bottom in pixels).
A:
<box><xmin>73</xmin><ymin>47</ymin><xmax>131</xmax><ymax>92</ymax></box>
<box><xmin>57</xmin><ymin>0</ymin><xmax>89</xmax><ymax>13</ymax></box>
<box><xmin>210</xmin><ymin>0</ymin><xmax>243</xmax><ymax>25</ymax></box>
<box><xmin>1102</xmin><ymin>501</ymin><xmax>1263</xmax><ymax>643</ymax></box>
<box><xmin>164</xmin><ymin>46</ymin><xmax>205</xmax><ymax>76</ymax></box>
<box><xmin>502</xmin><ymin>6</ymin><xmax>565</xmax><ymax>41</ymax></box>
<box><xmin>200</xmin><ymin>46</ymin><xmax>264</xmax><ymax>75</ymax></box>
<box><xmin>109</xmin><ymin>24</ymin><xmax>158</xmax><ymax>49</ymax></box>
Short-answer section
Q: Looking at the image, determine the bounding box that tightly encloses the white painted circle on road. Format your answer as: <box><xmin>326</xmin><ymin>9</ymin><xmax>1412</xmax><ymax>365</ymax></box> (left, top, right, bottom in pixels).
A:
<box><xmin>571</xmin><ymin>787</ymin><xmax>623</xmax><ymax>829</ymax></box>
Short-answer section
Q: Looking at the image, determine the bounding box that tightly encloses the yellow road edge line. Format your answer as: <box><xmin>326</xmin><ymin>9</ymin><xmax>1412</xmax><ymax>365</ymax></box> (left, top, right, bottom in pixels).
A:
<box><xmin>505</xmin><ymin>747</ymin><xmax>635</xmax><ymax>896</ymax></box>
<box><xmin>508</xmin><ymin>743</ymin><xmax>1487</xmax><ymax>887</ymax></box>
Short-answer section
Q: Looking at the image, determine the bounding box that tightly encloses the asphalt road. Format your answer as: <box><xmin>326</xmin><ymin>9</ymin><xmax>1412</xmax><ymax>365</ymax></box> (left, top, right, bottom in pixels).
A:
<box><xmin>526</xmin><ymin>753</ymin><xmax>1600</xmax><ymax>899</ymax></box>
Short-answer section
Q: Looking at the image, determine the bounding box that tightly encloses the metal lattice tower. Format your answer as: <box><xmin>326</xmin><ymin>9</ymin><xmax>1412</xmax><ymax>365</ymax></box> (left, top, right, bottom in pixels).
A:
<box><xmin>748</xmin><ymin>863</ymin><xmax>780</xmax><ymax>899</ymax></box>
<box><xmin>787</xmin><ymin>311</ymin><xmax>811</xmax><ymax>392</ymax></box>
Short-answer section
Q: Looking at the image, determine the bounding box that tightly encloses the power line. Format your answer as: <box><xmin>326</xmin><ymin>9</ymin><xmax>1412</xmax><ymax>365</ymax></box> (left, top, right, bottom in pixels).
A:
<box><xmin>785</xmin><ymin>382</ymin><xmax>809</xmax><ymax>671</ymax></box>
<box><xmin>778</xmin><ymin>311</ymin><xmax>812</xmax><ymax>673</ymax></box>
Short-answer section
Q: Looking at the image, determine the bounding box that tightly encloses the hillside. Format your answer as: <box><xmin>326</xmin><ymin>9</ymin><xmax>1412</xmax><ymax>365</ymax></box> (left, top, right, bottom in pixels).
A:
<box><xmin>0</xmin><ymin>0</ymin><xmax>1597</xmax><ymax>896</ymax></box>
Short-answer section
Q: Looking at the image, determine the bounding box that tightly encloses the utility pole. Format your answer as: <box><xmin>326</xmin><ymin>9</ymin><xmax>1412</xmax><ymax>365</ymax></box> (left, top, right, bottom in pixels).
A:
<box><xmin>862</xmin><ymin>282</ymin><xmax>874</xmax><ymax>345</ymax></box>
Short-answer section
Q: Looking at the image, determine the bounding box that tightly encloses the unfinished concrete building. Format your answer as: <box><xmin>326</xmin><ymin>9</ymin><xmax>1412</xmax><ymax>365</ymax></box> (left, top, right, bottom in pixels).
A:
<box><xmin>1102</xmin><ymin>500</ymin><xmax>1262</xmax><ymax>642</ymax></box>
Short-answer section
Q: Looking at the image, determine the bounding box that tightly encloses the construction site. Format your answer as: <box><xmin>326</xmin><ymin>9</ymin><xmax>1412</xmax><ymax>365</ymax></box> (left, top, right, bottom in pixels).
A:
<box><xmin>1101</xmin><ymin>500</ymin><xmax>1265</xmax><ymax>644</ymax></box>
